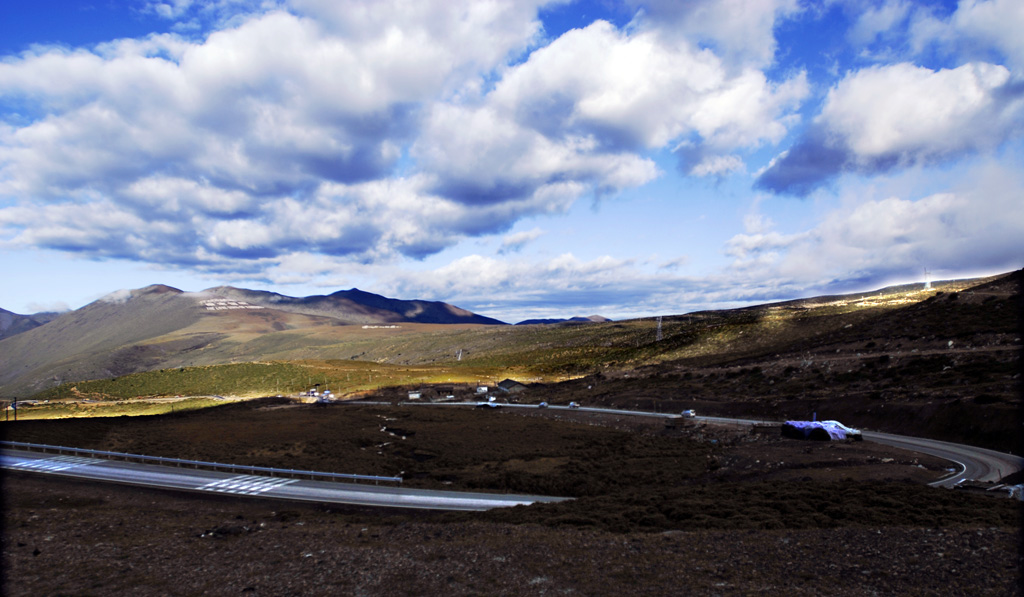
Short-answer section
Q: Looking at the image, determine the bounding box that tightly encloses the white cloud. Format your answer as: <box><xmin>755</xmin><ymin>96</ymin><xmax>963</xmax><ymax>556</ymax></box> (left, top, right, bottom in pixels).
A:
<box><xmin>21</xmin><ymin>0</ymin><xmax>1019</xmax><ymax>323</ymax></box>
<box><xmin>953</xmin><ymin>0</ymin><xmax>1024</xmax><ymax>69</ymax></box>
<box><xmin>849</xmin><ymin>0</ymin><xmax>912</xmax><ymax>47</ymax></box>
<box><xmin>910</xmin><ymin>0</ymin><xmax>1024</xmax><ymax>70</ymax></box>
<box><xmin>630</xmin><ymin>0</ymin><xmax>802</xmax><ymax>69</ymax></box>
<box><xmin>744</xmin><ymin>157</ymin><xmax>1024</xmax><ymax>287</ymax></box>
<box><xmin>490</xmin><ymin>20</ymin><xmax>807</xmax><ymax>150</ymax></box>
<box><xmin>149</xmin><ymin>0</ymin><xmax>197</xmax><ymax>19</ymax></box>
<box><xmin>820</xmin><ymin>62</ymin><xmax>1016</xmax><ymax>162</ymax></box>
<box><xmin>0</xmin><ymin>0</ymin><xmax>812</xmax><ymax>284</ymax></box>
<box><xmin>689</xmin><ymin>154</ymin><xmax>745</xmax><ymax>177</ymax></box>
<box><xmin>500</xmin><ymin>228</ymin><xmax>545</xmax><ymax>253</ymax></box>
<box><xmin>291</xmin><ymin>0</ymin><xmax>549</xmax><ymax>86</ymax></box>
<box><xmin>758</xmin><ymin>60</ymin><xmax>1024</xmax><ymax>194</ymax></box>
<box><xmin>417</xmin><ymin>18</ymin><xmax>806</xmax><ymax>204</ymax></box>
<box><xmin>99</xmin><ymin>289</ymin><xmax>134</xmax><ymax>304</ymax></box>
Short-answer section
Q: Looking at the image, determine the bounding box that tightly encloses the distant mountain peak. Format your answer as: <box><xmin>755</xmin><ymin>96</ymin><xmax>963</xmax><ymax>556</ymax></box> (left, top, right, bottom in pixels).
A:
<box><xmin>140</xmin><ymin>284</ymin><xmax>183</xmax><ymax>295</ymax></box>
<box><xmin>98</xmin><ymin>284</ymin><xmax>182</xmax><ymax>305</ymax></box>
<box><xmin>515</xmin><ymin>315</ymin><xmax>611</xmax><ymax>325</ymax></box>
<box><xmin>188</xmin><ymin>285</ymin><xmax>506</xmax><ymax>325</ymax></box>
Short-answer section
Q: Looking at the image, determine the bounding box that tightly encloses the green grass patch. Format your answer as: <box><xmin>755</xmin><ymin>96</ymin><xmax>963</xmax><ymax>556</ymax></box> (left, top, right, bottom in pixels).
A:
<box><xmin>3</xmin><ymin>397</ymin><xmax>222</xmax><ymax>420</ymax></box>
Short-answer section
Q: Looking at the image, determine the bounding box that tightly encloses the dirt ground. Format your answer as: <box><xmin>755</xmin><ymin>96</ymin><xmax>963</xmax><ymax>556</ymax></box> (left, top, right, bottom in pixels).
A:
<box><xmin>3</xmin><ymin>400</ymin><xmax>1022</xmax><ymax>595</ymax></box>
<box><xmin>3</xmin><ymin>473</ymin><xmax>1020</xmax><ymax>596</ymax></box>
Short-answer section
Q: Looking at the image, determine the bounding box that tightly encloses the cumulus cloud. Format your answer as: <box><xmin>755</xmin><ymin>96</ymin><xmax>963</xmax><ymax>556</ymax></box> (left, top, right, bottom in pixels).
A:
<box><xmin>742</xmin><ymin>159</ymin><xmax>1024</xmax><ymax>291</ymax></box>
<box><xmin>757</xmin><ymin>61</ymin><xmax>1024</xmax><ymax>195</ymax></box>
<box><xmin>383</xmin><ymin>252</ymin><xmax>685</xmax><ymax>321</ymax></box>
<box><xmin>910</xmin><ymin>0</ymin><xmax>1024</xmax><ymax>70</ymax></box>
<box><xmin>0</xmin><ymin>3</ymin><xmax>555</xmax><ymax>269</ymax></box>
<box><xmin>848</xmin><ymin>0</ymin><xmax>913</xmax><ymax>48</ymax></box>
<box><xmin>630</xmin><ymin>0</ymin><xmax>802</xmax><ymax>69</ymax></box>
<box><xmin>0</xmin><ymin>0</ymin><xmax>811</xmax><ymax>283</ymax></box>
<box><xmin>418</xmin><ymin>19</ymin><xmax>806</xmax><ymax>202</ymax></box>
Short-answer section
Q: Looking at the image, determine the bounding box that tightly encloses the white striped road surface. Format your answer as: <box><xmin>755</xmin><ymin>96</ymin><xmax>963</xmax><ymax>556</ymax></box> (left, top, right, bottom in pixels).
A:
<box><xmin>7</xmin><ymin>454</ymin><xmax>98</xmax><ymax>472</ymax></box>
<box><xmin>1</xmin><ymin>449</ymin><xmax>569</xmax><ymax>511</ymax></box>
<box><xmin>198</xmin><ymin>475</ymin><xmax>298</xmax><ymax>495</ymax></box>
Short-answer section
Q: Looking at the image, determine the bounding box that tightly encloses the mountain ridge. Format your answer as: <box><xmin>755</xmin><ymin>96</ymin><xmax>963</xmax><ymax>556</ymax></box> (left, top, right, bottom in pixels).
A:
<box><xmin>0</xmin><ymin>272</ymin><xmax>1016</xmax><ymax>399</ymax></box>
<box><xmin>516</xmin><ymin>315</ymin><xmax>611</xmax><ymax>325</ymax></box>
<box><xmin>195</xmin><ymin>286</ymin><xmax>507</xmax><ymax>326</ymax></box>
<box><xmin>0</xmin><ymin>284</ymin><xmax>506</xmax><ymax>397</ymax></box>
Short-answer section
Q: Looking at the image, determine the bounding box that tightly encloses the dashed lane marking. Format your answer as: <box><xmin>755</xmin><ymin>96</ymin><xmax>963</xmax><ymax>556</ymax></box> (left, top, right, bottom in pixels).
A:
<box><xmin>7</xmin><ymin>455</ymin><xmax>99</xmax><ymax>472</ymax></box>
<box><xmin>197</xmin><ymin>475</ymin><xmax>298</xmax><ymax>495</ymax></box>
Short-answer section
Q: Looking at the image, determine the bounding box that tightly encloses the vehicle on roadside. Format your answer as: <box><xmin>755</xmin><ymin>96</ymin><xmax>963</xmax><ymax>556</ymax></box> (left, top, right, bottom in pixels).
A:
<box><xmin>568</xmin><ymin>402</ymin><xmax>580</xmax><ymax>409</ymax></box>
<box><xmin>538</xmin><ymin>402</ymin><xmax>548</xmax><ymax>408</ymax></box>
<box><xmin>681</xmin><ymin>409</ymin><xmax>696</xmax><ymax>418</ymax></box>
<box><xmin>821</xmin><ymin>420</ymin><xmax>863</xmax><ymax>441</ymax></box>
<box><xmin>781</xmin><ymin>419</ymin><xmax>863</xmax><ymax>441</ymax></box>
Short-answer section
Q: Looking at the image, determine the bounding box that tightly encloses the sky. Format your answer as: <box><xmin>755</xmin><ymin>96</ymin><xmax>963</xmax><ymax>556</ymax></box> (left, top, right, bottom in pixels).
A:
<box><xmin>1</xmin><ymin>0</ymin><xmax>1022</xmax><ymax>323</ymax></box>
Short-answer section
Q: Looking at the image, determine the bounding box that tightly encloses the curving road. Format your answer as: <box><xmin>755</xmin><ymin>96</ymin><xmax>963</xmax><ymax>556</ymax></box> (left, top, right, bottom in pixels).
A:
<box><xmin>4</xmin><ymin>402</ymin><xmax>1020</xmax><ymax>509</ymax></box>
<box><xmin>677</xmin><ymin>413</ymin><xmax>1022</xmax><ymax>487</ymax></box>
<box><xmin>448</xmin><ymin>402</ymin><xmax>1023</xmax><ymax>488</ymax></box>
<box><xmin>0</xmin><ymin>448</ymin><xmax>568</xmax><ymax>511</ymax></box>
<box><xmin>860</xmin><ymin>430</ymin><xmax>1024</xmax><ymax>488</ymax></box>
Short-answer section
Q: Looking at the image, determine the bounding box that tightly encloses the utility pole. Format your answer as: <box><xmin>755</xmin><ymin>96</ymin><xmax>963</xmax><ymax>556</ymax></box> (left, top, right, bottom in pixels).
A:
<box><xmin>656</xmin><ymin>316</ymin><xmax>663</xmax><ymax>342</ymax></box>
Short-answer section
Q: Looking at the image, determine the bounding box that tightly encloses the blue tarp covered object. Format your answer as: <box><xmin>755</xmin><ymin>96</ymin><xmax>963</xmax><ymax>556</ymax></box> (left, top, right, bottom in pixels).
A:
<box><xmin>782</xmin><ymin>420</ymin><xmax>861</xmax><ymax>441</ymax></box>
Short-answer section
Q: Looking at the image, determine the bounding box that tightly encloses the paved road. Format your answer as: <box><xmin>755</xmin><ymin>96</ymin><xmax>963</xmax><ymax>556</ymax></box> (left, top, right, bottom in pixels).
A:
<box><xmin>859</xmin><ymin>431</ymin><xmax>1024</xmax><ymax>488</ymax></box>
<box><xmin>686</xmin><ymin>414</ymin><xmax>1022</xmax><ymax>487</ymax></box>
<box><xmin>0</xmin><ymin>449</ymin><xmax>568</xmax><ymax>511</ymax></box>
<box><xmin>433</xmin><ymin>402</ymin><xmax>1024</xmax><ymax>488</ymax></box>
<box><xmin>6</xmin><ymin>402</ymin><xmax>1020</xmax><ymax>509</ymax></box>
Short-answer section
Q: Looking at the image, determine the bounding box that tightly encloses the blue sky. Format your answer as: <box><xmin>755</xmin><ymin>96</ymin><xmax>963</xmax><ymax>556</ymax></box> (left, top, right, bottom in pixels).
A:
<box><xmin>1</xmin><ymin>0</ymin><xmax>1022</xmax><ymax>323</ymax></box>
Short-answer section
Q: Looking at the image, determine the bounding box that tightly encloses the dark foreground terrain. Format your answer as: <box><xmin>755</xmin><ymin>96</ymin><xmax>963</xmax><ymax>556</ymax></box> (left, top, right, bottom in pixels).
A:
<box><xmin>4</xmin><ymin>474</ymin><xmax>1019</xmax><ymax>596</ymax></box>
<box><xmin>3</xmin><ymin>401</ymin><xmax>1022</xmax><ymax>595</ymax></box>
<box><xmin>3</xmin><ymin>271</ymin><xmax>1022</xmax><ymax>594</ymax></box>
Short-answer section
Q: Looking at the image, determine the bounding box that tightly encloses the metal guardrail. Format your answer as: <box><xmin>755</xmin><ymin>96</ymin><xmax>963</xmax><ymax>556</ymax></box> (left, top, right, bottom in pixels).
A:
<box><xmin>0</xmin><ymin>440</ymin><xmax>402</xmax><ymax>485</ymax></box>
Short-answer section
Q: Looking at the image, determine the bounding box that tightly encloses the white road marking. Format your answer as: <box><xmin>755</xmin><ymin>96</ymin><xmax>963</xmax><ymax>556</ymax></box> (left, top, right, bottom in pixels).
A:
<box><xmin>9</xmin><ymin>455</ymin><xmax>98</xmax><ymax>472</ymax></box>
<box><xmin>197</xmin><ymin>475</ymin><xmax>298</xmax><ymax>495</ymax></box>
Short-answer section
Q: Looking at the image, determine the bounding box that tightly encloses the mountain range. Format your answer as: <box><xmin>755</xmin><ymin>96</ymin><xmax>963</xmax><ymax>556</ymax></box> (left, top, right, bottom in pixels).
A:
<box><xmin>0</xmin><ymin>308</ymin><xmax>61</xmax><ymax>342</ymax></box>
<box><xmin>3</xmin><ymin>272</ymin><xmax>1016</xmax><ymax>401</ymax></box>
<box><xmin>0</xmin><ymin>284</ymin><xmax>507</xmax><ymax>397</ymax></box>
<box><xmin>515</xmin><ymin>315</ymin><xmax>611</xmax><ymax>325</ymax></box>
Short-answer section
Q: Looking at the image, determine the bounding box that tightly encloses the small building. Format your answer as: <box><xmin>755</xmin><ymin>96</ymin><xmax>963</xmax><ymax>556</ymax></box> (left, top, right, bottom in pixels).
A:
<box><xmin>408</xmin><ymin>391</ymin><xmax>422</xmax><ymax>400</ymax></box>
<box><xmin>497</xmin><ymin>379</ymin><xmax>528</xmax><ymax>394</ymax></box>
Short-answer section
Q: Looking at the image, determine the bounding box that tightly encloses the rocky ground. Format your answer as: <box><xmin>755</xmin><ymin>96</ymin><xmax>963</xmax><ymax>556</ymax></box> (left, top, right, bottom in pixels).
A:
<box><xmin>3</xmin><ymin>473</ymin><xmax>1020</xmax><ymax>596</ymax></box>
<box><xmin>3</xmin><ymin>401</ymin><xmax>1022</xmax><ymax>595</ymax></box>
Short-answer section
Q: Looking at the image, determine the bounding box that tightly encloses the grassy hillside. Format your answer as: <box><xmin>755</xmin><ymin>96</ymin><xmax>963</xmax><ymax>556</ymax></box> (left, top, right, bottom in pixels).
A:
<box><xmin>17</xmin><ymin>359</ymin><xmax>525</xmax><ymax>412</ymax></box>
<box><xmin>5</xmin><ymin>272</ymin><xmax>1018</xmax><ymax>428</ymax></box>
<box><xmin>0</xmin><ymin>286</ymin><xmax>203</xmax><ymax>397</ymax></box>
